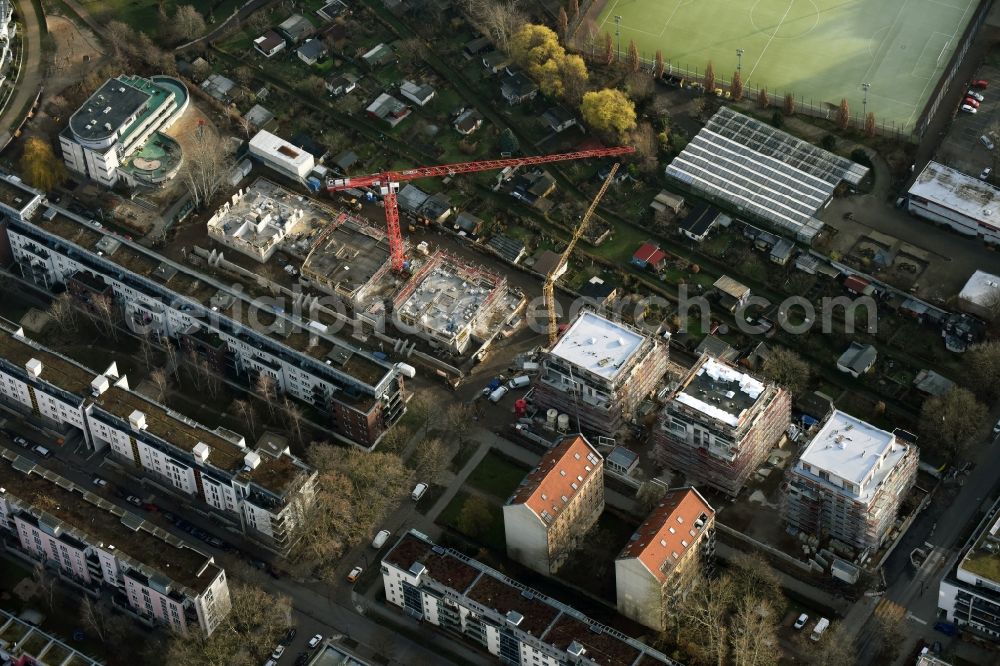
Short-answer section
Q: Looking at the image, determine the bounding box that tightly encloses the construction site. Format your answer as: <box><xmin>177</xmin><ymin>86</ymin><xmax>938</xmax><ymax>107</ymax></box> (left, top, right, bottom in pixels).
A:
<box><xmin>392</xmin><ymin>250</ymin><xmax>513</xmax><ymax>355</ymax></box>
<box><xmin>532</xmin><ymin>311</ymin><xmax>669</xmax><ymax>440</ymax></box>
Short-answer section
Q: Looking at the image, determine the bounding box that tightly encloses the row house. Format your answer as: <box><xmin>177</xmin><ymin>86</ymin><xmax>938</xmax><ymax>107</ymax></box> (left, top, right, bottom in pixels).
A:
<box><xmin>0</xmin><ymin>449</ymin><xmax>231</xmax><ymax>636</ymax></box>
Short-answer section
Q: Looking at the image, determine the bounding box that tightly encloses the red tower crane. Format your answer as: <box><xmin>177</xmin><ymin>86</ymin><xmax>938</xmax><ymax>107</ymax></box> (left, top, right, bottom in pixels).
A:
<box><xmin>326</xmin><ymin>146</ymin><xmax>635</xmax><ymax>272</ymax></box>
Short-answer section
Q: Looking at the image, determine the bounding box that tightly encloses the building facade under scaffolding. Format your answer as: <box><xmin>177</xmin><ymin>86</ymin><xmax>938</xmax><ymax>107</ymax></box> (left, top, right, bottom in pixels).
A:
<box><xmin>392</xmin><ymin>250</ymin><xmax>506</xmax><ymax>355</ymax></box>
<box><xmin>533</xmin><ymin>311</ymin><xmax>669</xmax><ymax>439</ymax></box>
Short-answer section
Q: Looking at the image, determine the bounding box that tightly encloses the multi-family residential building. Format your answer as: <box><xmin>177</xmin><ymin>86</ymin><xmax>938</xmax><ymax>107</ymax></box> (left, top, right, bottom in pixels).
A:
<box><xmin>0</xmin><ymin>607</ymin><xmax>103</xmax><ymax>665</ymax></box>
<box><xmin>206</xmin><ymin>179</ymin><xmax>312</xmax><ymax>262</ymax></box>
<box><xmin>0</xmin><ymin>449</ymin><xmax>231</xmax><ymax>636</ymax></box>
<box><xmin>382</xmin><ymin>530</ymin><xmax>681</xmax><ymax>666</ymax></box>
<box><xmin>533</xmin><ymin>311</ymin><xmax>669</xmax><ymax>439</ymax></box>
<box><xmin>783</xmin><ymin>410</ymin><xmax>918</xmax><ymax>552</ymax></box>
<box><xmin>654</xmin><ymin>355</ymin><xmax>791</xmax><ymax>497</ymax></box>
<box><xmin>0</xmin><ymin>174</ymin><xmax>405</xmax><ymax>449</ymax></box>
<box><xmin>59</xmin><ymin>75</ymin><xmax>188</xmax><ymax>187</ymax></box>
<box><xmin>0</xmin><ymin>2</ymin><xmax>15</xmax><ymax>85</ymax></box>
<box><xmin>0</xmin><ymin>323</ymin><xmax>317</xmax><ymax>552</ymax></box>
<box><xmin>938</xmin><ymin>497</ymin><xmax>1000</xmax><ymax>641</ymax></box>
<box><xmin>615</xmin><ymin>487</ymin><xmax>715</xmax><ymax>631</ymax></box>
<box><xmin>503</xmin><ymin>435</ymin><xmax>604</xmax><ymax>574</ymax></box>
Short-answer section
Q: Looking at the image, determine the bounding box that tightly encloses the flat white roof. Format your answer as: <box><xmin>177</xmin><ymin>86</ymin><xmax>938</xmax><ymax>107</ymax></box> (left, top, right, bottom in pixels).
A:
<box><xmin>674</xmin><ymin>357</ymin><xmax>766</xmax><ymax>427</ymax></box>
<box><xmin>909</xmin><ymin>161</ymin><xmax>1000</xmax><ymax>228</ymax></box>
<box><xmin>248</xmin><ymin>130</ymin><xmax>315</xmax><ymax>174</ymax></box>
<box><xmin>797</xmin><ymin>410</ymin><xmax>905</xmax><ymax>502</ymax></box>
<box><xmin>549</xmin><ymin>311</ymin><xmax>645</xmax><ymax>380</ymax></box>
<box><xmin>959</xmin><ymin>269</ymin><xmax>1000</xmax><ymax>307</ymax></box>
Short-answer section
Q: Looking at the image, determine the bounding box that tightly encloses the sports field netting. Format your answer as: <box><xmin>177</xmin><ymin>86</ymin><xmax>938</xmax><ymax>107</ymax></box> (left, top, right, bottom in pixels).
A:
<box><xmin>595</xmin><ymin>0</ymin><xmax>980</xmax><ymax>131</ymax></box>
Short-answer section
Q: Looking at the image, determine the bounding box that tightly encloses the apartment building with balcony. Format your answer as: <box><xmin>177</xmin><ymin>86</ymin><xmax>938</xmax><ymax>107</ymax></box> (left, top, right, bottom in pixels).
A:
<box><xmin>533</xmin><ymin>311</ymin><xmax>668</xmax><ymax>439</ymax></box>
<box><xmin>0</xmin><ymin>323</ymin><xmax>317</xmax><ymax>553</ymax></box>
<box><xmin>0</xmin><ymin>175</ymin><xmax>405</xmax><ymax>449</ymax></box>
<box><xmin>382</xmin><ymin>530</ymin><xmax>681</xmax><ymax>666</ymax></box>
<box><xmin>0</xmin><ymin>449</ymin><xmax>231</xmax><ymax>636</ymax></box>
<box><xmin>654</xmin><ymin>355</ymin><xmax>791</xmax><ymax>497</ymax></box>
<box><xmin>782</xmin><ymin>410</ymin><xmax>918</xmax><ymax>552</ymax></box>
<box><xmin>615</xmin><ymin>487</ymin><xmax>715</xmax><ymax>631</ymax></box>
<box><xmin>503</xmin><ymin>435</ymin><xmax>604</xmax><ymax>575</ymax></box>
<box><xmin>59</xmin><ymin>75</ymin><xmax>188</xmax><ymax>187</ymax></box>
<box><xmin>0</xmin><ymin>607</ymin><xmax>103</xmax><ymax>666</ymax></box>
<box><xmin>938</xmin><ymin>497</ymin><xmax>1000</xmax><ymax>641</ymax></box>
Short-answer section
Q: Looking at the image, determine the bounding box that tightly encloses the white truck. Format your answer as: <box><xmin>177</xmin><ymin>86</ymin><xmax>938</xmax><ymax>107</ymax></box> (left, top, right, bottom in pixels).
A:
<box><xmin>810</xmin><ymin>617</ymin><xmax>830</xmax><ymax>642</ymax></box>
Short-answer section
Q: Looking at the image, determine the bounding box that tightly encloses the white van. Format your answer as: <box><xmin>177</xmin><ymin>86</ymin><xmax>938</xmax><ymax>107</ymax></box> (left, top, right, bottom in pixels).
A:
<box><xmin>489</xmin><ymin>386</ymin><xmax>508</xmax><ymax>403</ymax></box>
<box><xmin>371</xmin><ymin>529</ymin><xmax>391</xmax><ymax>549</ymax></box>
<box><xmin>411</xmin><ymin>483</ymin><xmax>428</xmax><ymax>501</ymax></box>
<box><xmin>506</xmin><ymin>375</ymin><xmax>530</xmax><ymax>390</ymax></box>
<box><xmin>810</xmin><ymin>617</ymin><xmax>830</xmax><ymax>641</ymax></box>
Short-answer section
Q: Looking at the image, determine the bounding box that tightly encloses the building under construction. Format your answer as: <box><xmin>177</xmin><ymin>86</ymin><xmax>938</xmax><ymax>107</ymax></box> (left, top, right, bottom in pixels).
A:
<box><xmin>533</xmin><ymin>311</ymin><xmax>669</xmax><ymax>439</ymax></box>
<box><xmin>300</xmin><ymin>212</ymin><xmax>403</xmax><ymax>311</ymax></box>
<box><xmin>654</xmin><ymin>355</ymin><xmax>791</xmax><ymax>497</ymax></box>
<box><xmin>783</xmin><ymin>410</ymin><xmax>918</xmax><ymax>552</ymax></box>
<box><xmin>391</xmin><ymin>250</ymin><xmax>508</xmax><ymax>355</ymax></box>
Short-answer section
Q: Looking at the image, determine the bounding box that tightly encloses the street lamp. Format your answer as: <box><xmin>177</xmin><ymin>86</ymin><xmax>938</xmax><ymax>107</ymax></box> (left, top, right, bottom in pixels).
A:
<box><xmin>614</xmin><ymin>15</ymin><xmax>622</xmax><ymax>63</ymax></box>
<box><xmin>862</xmin><ymin>82</ymin><xmax>871</xmax><ymax>117</ymax></box>
<box><xmin>736</xmin><ymin>48</ymin><xmax>744</xmax><ymax>72</ymax></box>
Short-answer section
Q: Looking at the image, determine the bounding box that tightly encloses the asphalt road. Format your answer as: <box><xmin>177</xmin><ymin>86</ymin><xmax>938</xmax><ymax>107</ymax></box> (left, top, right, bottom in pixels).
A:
<box><xmin>0</xmin><ymin>0</ymin><xmax>42</xmax><ymax>147</ymax></box>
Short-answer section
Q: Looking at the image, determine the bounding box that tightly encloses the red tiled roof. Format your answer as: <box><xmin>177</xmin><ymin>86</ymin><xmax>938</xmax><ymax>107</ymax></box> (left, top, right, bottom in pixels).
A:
<box><xmin>632</xmin><ymin>242</ymin><xmax>665</xmax><ymax>264</ymax></box>
<box><xmin>508</xmin><ymin>435</ymin><xmax>601</xmax><ymax>523</ymax></box>
<box><xmin>843</xmin><ymin>275</ymin><xmax>870</xmax><ymax>292</ymax></box>
<box><xmin>618</xmin><ymin>487</ymin><xmax>714</xmax><ymax>582</ymax></box>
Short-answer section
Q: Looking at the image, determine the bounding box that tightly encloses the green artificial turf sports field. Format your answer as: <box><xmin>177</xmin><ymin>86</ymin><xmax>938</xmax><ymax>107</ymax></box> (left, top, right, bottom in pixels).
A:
<box><xmin>595</xmin><ymin>0</ymin><xmax>980</xmax><ymax>130</ymax></box>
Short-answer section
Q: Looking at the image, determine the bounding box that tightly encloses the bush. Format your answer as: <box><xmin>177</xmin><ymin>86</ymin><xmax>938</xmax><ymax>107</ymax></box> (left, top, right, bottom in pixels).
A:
<box><xmin>771</xmin><ymin>110</ymin><xmax>783</xmax><ymax>128</ymax></box>
<box><xmin>850</xmin><ymin>148</ymin><xmax>872</xmax><ymax>168</ymax></box>
<box><xmin>821</xmin><ymin>134</ymin><xmax>837</xmax><ymax>151</ymax></box>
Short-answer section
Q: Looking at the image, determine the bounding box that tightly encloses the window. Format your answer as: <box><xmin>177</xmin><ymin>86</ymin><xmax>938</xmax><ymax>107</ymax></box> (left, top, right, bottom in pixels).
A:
<box><xmin>677</xmin><ymin>516</ymin><xmax>684</xmax><ymax>524</ymax></box>
<box><xmin>682</xmin><ymin>540</ymin><xmax>688</xmax><ymax>547</ymax></box>
<box><xmin>559</xmin><ymin>470</ymin><xmax>566</xmax><ymax>476</ymax></box>
<box><xmin>659</xmin><ymin>539</ymin><xmax>667</xmax><ymax>547</ymax></box>
<box><xmin>672</xmin><ymin>551</ymin><xmax>679</xmax><ymax>559</ymax></box>
<box><xmin>668</xmin><ymin>527</ymin><xmax>675</xmax><ymax>534</ymax></box>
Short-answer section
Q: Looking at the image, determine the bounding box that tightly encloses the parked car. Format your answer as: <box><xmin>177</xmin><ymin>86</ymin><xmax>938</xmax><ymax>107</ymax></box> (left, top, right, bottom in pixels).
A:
<box><xmin>969</xmin><ymin>90</ymin><xmax>985</xmax><ymax>102</ymax></box>
<box><xmin>972</xmin><ymin>79</ymin><xmax>990</xmax><ymax>89</ymax></box>
<box><xmin>964</xmin><ymin>97</ymin><xmax>980</xmax><ymax>108</ymax></box>
<box><xmin>12</xmin><ymin>436</ymin><xmax>28</xmax><ymax>448</ymax></box>
<box><xmin>294</xmin><ymin>653</ymin><xmax>310</xmax><ymax>666</ymax></box>
<box><xmin>32</xmin><ymin>446</ymin><xmax>52</xmax><ymax>458</ymax></box>
<box><xmin>347</xmin><ymin>566</ymin><xmax>363</xmax><ymax>583</ymax></box>
<box><xmin>793</xmin><ymin>613</ymin><xmax>809</xmax><ymax>630</ymax></box>
<box><xmin>282</xmin><ymin>628</ymin><xmax>297</xmax><ymax>645</ymax></box>
<box><xmin>125</xmin><ymin>495</ymin><xmax>143</xmax><ymax>507</ymax></box>
<box><xmin>271</xmin><ymin>645</ymin><xmax>285</xmax><ymax>660</ymax></box>
<box><xmin>993</xmin><ymin>417</ymin><xmax>1000</xmax><ymax>434</ymax></box>
<box><xmin>92</xmin><ymin>476</ymin><xmax>108</xmax><ymax>487</ymax></box>
<box><xmin>961</xmin><ymin>104</ymin><xmax>978</xmax><ymax>114</ymax></box>
<box><xmin>981</xmin><ymin>167</ymin><xmax>992</xmax><ymax>181</ymax></box>
<box><xmin>488</xmin><ymin>386</ymin><xmax>509</xmax><ymax>403</ymax></box>
<box><xmin>411</xmin><ymin>482</ymin><xmax>428</xmax><ymax>501</ymax></box>
<box><xmin>308</xmin><ymin>634</ymin><xmax>323</xmax><ymax>649</ymax></box>
<box><xmin>371</xmin><ymin>529</ymin><xmax>391</xmax><ymax>549</ymax></box>
<box><xmin>981</xmin><ymin>134</ymin><xmax>995</xmax><ymax>150</ymax></box>
<box><xmin>810</xmin><ymin>617</ymin><xmax>830</xmax><ymax>641</ymax></box>
<box><xmin>506</xmin><ymin>375</ymin><xmax>531</xmax><ymax>390</ymax></box>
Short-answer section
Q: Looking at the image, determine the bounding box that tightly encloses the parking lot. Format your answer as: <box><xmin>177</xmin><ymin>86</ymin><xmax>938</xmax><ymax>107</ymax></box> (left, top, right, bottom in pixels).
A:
<box><xmin>935</xmin><ymin>61</ymin><xmax>1000</xmax><ymax>179</ymax></box>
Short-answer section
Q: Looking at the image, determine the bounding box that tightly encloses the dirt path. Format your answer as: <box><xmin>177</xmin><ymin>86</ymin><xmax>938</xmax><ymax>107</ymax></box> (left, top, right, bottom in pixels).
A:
<box><xmin>43</xmin><ymin>14</ymin><xmax>104</xmax><ymax>104</ymax></box>
<box><xmin>0</xmin><ymin>0</ymin><xmax>43</xmax><ymax>146</ymax></box>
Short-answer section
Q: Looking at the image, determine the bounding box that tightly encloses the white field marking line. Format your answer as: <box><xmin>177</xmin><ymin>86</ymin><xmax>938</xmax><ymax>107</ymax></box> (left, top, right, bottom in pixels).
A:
<box><xmin>747</xmin><ymin>0</ymin><xmax>820</xmax><ymax>41</ymax></box>
<box><xmin>906</xmin><ymin>0</ymin><xmax>976</xmax><ymax>127</ymax></box>
<box><xmin>745</xmin><ymin>0</ymin><xmax>795</xmax><ymax>84</ymax></box>
<box><xmin>659</xmin><ymin>0</ymin><xmax>693</xmax><ymax>38</ymax></box>
<box><xmin>859</xmin><ymin>0</ymin><xmax>916</xmax><ymax>86</ymax></box>
<box><xmin>909</xmin><ymin>32</ymin><xmax>953</xmax><ymax>78</ymax></box>
<box><xmin>926</xmin><ymin>0</ymin><xmax>967</xmax><ymax>10</ymax></box>
<box><xmin>869</xmin><ymin>90</ymin><xmax>920</xmax><ymax>107</ymax></box>
<box><xmin>598</xmin><ymin>0</ymin><xmax>623</xmax><ymax>33</ymax></box>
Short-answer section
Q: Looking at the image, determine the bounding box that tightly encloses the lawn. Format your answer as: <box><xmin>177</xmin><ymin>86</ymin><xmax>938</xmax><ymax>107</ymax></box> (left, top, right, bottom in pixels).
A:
<box><xmin>437</xmin><ymin>490</ymin><xmax>507</xmax><ymax>552</ymax></box>
<box><xmin>593</xmin><ymin>0</ymin><xmax>980</xmax><ymax>129</ymax></box>
<box><xmin>465</xmin><ymin>449</ymin><xmax>530</xmax><ymax>500</ymax></box>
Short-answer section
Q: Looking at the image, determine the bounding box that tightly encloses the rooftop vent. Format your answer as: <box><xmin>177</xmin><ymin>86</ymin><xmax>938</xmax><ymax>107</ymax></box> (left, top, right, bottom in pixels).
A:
<box><xmin>90</xmin><ymin>375</ymin><xmax>110</xmax><ymax>397</ymax></box>
<box><xmin>25</xmin><ymin>358</ymin><xmax>42</xmax><ymax>379</ymax></box>
<box><xmin>128</xmin><ymin>410</ymin><xmax>146</xmax><ymax>430</ymax></box>
<box><xmin>193</xmin><ymin>442</ymin><xmax>210</xmax><ymax>463</ymax></box>
<box><xmin>505</xmin><ymin>611</ymin><xmax>524</xmax><ymax>627</ymax></box>
<box><xmin>244</xmin><ymin>451</ymin><xmax>261</xmax><ymax>470</ymax></box>
<box><xmin>566</xmin><ymin>641</ymin><xmax>586</xmax><ymax>658</ymax></box>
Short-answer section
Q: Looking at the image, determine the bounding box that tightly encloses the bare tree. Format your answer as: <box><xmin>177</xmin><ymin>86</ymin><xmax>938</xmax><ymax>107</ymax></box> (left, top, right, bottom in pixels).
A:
<box><xmin>90</xmin><ymin>293</ymin><xmax>118</xmax><ymax>340</ymax></box>
<box><xmin>172</xmin><ymin>5</ymin><xmax>206</xmax><ymax>42</ymax></box>
<box><xmin>760</xmin><ymin>347</ymin><xmax>811</xmax><ymax>396</ymax></box>
<box><xmin>919</xmin><ymin>387</ymin><xmax>986</xmax><ymax>459</ymax></box>
<box><xmin>33</xmin><ymin>565</ymin><xmax>58</xmax><ymax>611</ymax></box>
<box><xmin>181</xmin><ymin>124</ymin><xmax>232</xmax><ymax>209</ymax></box>
<box><xmin>456</xmin><ymin>495</ymin><xmax>494</xmax><ymax>538</ymax></box>
<box><xmin>234</xmin><ymin>66</ymin><xmax>254</xmax><ymax>89</ymax></box>
<box><xmin>80</xmin><ymin>597</ymin><xmax>131</xmax><ymax>645</ymax></box>
<box><xmin>569</xmin><ymin>0</ymin><xmax>579</xmax><ymax>21</ymax></box>
<box><xmin>164</xmin><ymin>583</ymin><xmax>291</xmax><ymax>666</ymax></box>
<box><xmin>164</xmin><ymin>341</ymin><xmax>181</xmax><ymax>383</ymax></box>
<box><xmin>757</xmin><ymin>86</ymin><xmax>769</xmax><ymax>109</ymax></box>
<box><xmin>283</xmin><ymin>398</ymin><xmax>305</xmax><ymax>445</ymax></box>
<box><xmin>729</xmin><ymin>70</ymin><xmax>743</xmax><ymax>100</ymax></box>
<box><xmin>784</xmin><ymin>92</ymin><xmax>795</xmax><ymax>116</ymax></box>
<box><xmin>255</xmin><ymin>373</ymin><xmax>277</xmax><ymax>418</ymax></box>
<box><xmin>233</xmin><ymin>399</ymin><xmax>258</xmax><ymax>441</ymax></box>
<box><xmin>730</xmin><ymin>596</ymin><xmax>778</xmax><ymax>666</ymax></box>
<box><xmin>836</xmin><ymin>97</ymin><xmax>850</xmax><ymax>130</ymax></box>
<box><xmin>628</xmin><ymin>122</ymin><xmax>659</xmax><ymax>174</ymax></box>
<box><xmin>654</xmin><ymin>49</ymin><xmax>665</xmax><ymax>79</ymax></box>
<box><xmin>406</xmin><ymin>394</ymin><xmax>441</xmax><ymax>434</ymax></box>
<box><xmin>150</xmin><ymin>367</ymin><xmax>170</xmax><ymax>402</ymax></box>
<box><xmin>410</xmin><ymin>437</ymin><xmax>451</xmax><ymax>484</ymax></box>
<box><xmin>636</xmin><ymin>480</ymin><xmax>666</xmax><ymax>513</ymax></box>
<box><xmin>601</xmin><ymin>31</ymin><xmax>613</xmax><ymax>65</ymax></box>
<box><xmin>444</xmin><ymin>403</ymin><xmax>476</xmax><ymax>449</ymax></box>
<box><xmin>48</xmin><ymin>292</ymin><xmax>77</xmax><ymax>332</ymax></box>
<box><xmin>703</xmin><ymin>61</ymin><xmax>715</xmax><ymax>93</ymax></box>
<box><xmin>105</xmin><ymin>21</ymin><xmax>137</xmax><ymax>61</ymax></box>
<box><xmin>557</xmin><ymin>7</ymin><xmax>569</xmax><ymax>43</ymax></box>
<box><xmin>865</xmin><ymin>111</ymin><xmax>876</xmax><ymax>138</ymax></box>
<box><xmin>474</xmin><ymin>0</ymin><xmax>524</xmax><ymax>54</ymax></box>
<box><xmin>626</xmin><ymin>39</ymin><xmax>639</xmax><ymax>73</ymax></box>
<box><xmin>139</xmin><ymin>333</ymin><xmax>156</xmax><ymax>371</ymax></box>
<box><xmin>678</xmin><ymin>574</ymin><xmax>733</xmax><ymax>666</ymax></box>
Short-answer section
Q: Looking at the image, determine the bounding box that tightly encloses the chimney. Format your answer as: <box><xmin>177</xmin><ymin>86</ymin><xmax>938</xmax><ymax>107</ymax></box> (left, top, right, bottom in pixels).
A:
<box><xmin>25</xmin><ymin>358</ymin><xmax>42</xmax><ymax>379</ymax></box>
<box><xmin>128</xmin><ymin>410</ymin><xmax>146</xmax><ymax>430</ymax></box>
<box><xmin>91</xmin><ymin>375</ymin><xmax>110</xmax><ymax>397</ymax></box>
<box><xmin>192</xmin><ymin>442</ymin><xmax>210</xmax><ymax>464</ymax></box>
<box><xmin>244</xmin><ymin>451</ymin><xmax>261</xmax><ymax>470</ymax></box>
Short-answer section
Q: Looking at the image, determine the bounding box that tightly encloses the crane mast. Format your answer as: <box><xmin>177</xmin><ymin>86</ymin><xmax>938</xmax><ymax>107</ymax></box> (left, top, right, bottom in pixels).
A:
<box><xmin>544</xmin><ymin>163</ymin><xmax>620</xmax><ymax>346</ymax></box>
